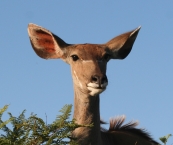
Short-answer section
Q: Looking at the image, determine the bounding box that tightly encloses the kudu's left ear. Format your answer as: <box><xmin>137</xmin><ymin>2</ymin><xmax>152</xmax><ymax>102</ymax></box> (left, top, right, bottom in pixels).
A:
<box><xmin>28</xmin><ymin>23</ymin><xmax>69</xmax><ymax>59</ymax></box>
<box><xmin>106</xmin><ymin>27</ymin><xmax>141</xmax><ymax>59</ymax></box>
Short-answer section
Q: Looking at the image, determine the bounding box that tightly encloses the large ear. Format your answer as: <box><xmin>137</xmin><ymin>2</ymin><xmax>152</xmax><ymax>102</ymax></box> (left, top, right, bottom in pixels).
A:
<box><xmin>106</xmin><ymin>27</ymin><xmax>141</xmax><ymax>59</ymax></box>
<box><xmin>28</xmin><ymin>23</ymin><xmax>70</xmax><ymax>59</ymax></box>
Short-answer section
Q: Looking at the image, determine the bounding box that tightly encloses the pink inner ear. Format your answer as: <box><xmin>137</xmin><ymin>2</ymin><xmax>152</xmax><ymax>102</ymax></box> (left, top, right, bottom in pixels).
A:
<box><xmin>35</xmin><ymin>29</ymin><xmax>56</xmax><ymax>53</ymax></box>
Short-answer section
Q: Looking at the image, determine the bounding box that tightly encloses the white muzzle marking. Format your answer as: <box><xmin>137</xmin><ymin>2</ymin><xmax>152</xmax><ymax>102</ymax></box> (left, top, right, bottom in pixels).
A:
<box><xmin>87</xmin><ymin>82</ymin><xmax>108</xmax><ymax>96</ymax></box>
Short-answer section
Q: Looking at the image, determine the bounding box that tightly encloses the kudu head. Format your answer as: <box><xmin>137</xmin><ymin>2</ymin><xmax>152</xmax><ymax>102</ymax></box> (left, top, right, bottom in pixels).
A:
<box><xmin>28</xmin><ymin>23</ymin><xmax>140</xmax><ymax>97</ymax></box>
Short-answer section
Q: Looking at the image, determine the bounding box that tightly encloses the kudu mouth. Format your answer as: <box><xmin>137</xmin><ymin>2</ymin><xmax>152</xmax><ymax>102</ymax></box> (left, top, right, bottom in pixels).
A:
<box><xmin>87</xmin><ymin>75</ymin><xmax>108</xmax><ymax>96</ymax></box>
<box><xmin>87</xmin><ymin>82</ymin><xmax>108</xmax><ymax>96</ymax></box>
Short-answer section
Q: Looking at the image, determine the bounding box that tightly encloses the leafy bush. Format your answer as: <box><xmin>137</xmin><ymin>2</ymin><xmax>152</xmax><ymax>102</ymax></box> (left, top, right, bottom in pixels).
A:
<box><xmin>1</xmin><ymin>105</ymin><xmax>172</xmax><ymax>145</ymax></box>
<box><xmin>0</xmin><ymin>105</ymin><xmax>92</xmax><ymax>145</ymax></box>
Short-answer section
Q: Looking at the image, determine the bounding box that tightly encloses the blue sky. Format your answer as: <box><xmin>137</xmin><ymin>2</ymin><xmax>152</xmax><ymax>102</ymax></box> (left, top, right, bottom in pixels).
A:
<box><xmin>0</xmin><ymin>1</ymin><xmax>173</xmax><ymax>144</ymax></box>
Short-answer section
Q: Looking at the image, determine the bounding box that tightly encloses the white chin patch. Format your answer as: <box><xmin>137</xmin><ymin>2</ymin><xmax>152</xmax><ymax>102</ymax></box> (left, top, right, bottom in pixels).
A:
<box><xmin>87</xmin><ymin>87</ymin><xmax>105</xmax><ymax>96</ymax></box>
<box><xmin>87</xmin><ymin>82</ymin><xmax>108</xmax><ymax>96</ymax></box>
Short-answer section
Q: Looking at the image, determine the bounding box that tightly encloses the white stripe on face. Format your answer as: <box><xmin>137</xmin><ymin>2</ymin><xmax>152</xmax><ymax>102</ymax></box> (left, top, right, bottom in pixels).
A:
<box><xmin>73</xmin><ymin>70</ymin><xmax>83</xmax><ymax>89</ymax></box>
<box><xmin>81</xmin><ymin>60</ymin><xmax>103</xmax><ymax>63</ymax></box>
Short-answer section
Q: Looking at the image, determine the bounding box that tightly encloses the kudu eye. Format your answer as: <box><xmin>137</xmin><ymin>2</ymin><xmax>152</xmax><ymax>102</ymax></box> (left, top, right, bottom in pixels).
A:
<box><xmin>71</xmin><ymin>55</ymin><xmax>79</xmax><ymax>61</ymax></box>
<box><xmin>102</xmin><ymin>53</ymin><xmax>110</xmax><ymax>61</ymax></box>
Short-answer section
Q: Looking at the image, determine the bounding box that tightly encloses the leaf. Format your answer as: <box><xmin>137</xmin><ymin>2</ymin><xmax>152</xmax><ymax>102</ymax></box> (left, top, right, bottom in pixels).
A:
<box><xmin>0</xmin><ymin>119</ymin><xmax>13</xmax><ymax>129</ymax></box>
<box><xmin>0</xmin><ymin>105</ymin><xmax>14</xmax><ymax>129</ymax></box>
<box><xmin>53</xmin><ymin>104</ymin><xmax>72</xmax><ymax>127</ymax></box>
<box><xmin>0</xmin><ymin>105</ymin><xmax>9</xmax><ymax>115</ymax></box>
<box><xmin>159</xmin><ymin>134</ymin><xmax>172</xmax><ymax>144</ymax></box>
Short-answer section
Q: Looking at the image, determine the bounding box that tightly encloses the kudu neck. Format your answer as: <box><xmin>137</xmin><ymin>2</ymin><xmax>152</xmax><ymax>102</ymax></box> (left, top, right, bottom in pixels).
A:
<box><xmin>72</xmin><ymin>85</ymin><xmax>102</xmax><ymax>145</ymax></box>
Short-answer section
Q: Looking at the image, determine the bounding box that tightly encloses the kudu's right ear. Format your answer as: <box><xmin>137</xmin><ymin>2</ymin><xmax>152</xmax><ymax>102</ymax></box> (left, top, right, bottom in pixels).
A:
<box><xmin>28</xmin><ymin>23</ymin><xmax>69</xmax><ymax>59</ymax></box>
<box><xmin>106</xmin><ymin>27</ymin><xmax>141</xmax><ymax>59</ymax></box>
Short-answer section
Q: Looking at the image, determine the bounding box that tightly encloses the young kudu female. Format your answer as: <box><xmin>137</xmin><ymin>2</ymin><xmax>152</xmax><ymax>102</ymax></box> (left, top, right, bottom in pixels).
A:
<box><xmin>28</xmin><ymin>23</ymin><xmax>159</xmax><ymax>145</ymax></box>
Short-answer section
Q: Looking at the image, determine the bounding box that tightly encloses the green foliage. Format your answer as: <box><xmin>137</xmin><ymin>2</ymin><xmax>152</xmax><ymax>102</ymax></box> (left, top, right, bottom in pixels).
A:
<box><xmin>3</xmin><ymin>105</ymin><xmax>171</xmax><ymax>145</ymax></box>
<box><xmin>159</xmin><ymin>134</ymin><xmax>172</xmax><ymax>145</ymax></box>
<box><xmin>0</xmin><ymin>105</ymin><xmax>92</xmax><ymax>145</ymax></box>
<box><xmin>0</xmin><ymin>105</ymin><xmax>13</xmax><ymax>129</ymax></box>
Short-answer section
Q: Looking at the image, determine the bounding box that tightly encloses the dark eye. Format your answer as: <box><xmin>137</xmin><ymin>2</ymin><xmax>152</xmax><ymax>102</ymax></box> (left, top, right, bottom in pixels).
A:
<box><xmin>102</xmin><ymin>53</ymin><xmax>110</xmax><ymax>61</ymax></box>
<box><xmin>71</xmin><ymin>55</ymin><xmax>79</xmax><ymax>61</ymax></box>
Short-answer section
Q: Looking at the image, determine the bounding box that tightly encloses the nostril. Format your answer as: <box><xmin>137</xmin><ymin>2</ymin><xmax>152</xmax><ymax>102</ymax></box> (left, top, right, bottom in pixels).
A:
<box><xmin>91</xmin><ymin>75</ymin><xmax>107</xmax><ymax>84</ymax></box>
<box><xmin>91</xmin><ymin>75</ymin><xmax>99</xmax><ymax>83</ymax></box>
<box><xmin>101</xmin><ymin>75</ymin><xmax>108</xmax><ymax>84</ymax></box>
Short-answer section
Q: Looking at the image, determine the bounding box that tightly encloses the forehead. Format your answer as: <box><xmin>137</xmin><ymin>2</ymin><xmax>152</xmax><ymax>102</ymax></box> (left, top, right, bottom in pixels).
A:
<box><xmin>68</xmin><ymin>44</ymin><xmax>106</xmax><ymax>59</ymax></box>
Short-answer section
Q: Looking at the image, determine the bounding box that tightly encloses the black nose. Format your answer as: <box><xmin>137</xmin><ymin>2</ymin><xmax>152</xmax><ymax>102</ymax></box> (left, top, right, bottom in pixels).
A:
<box><xmin>91</xmin><ymin>75</ymin><xmax>108</xmax><ymax>84</ymax></box>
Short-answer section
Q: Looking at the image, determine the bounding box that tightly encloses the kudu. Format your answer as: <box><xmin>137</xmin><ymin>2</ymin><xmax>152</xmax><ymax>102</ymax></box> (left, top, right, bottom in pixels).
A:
<box><xmin>28</xmin><ymin>23</ymin><xmax>158</xmax><ymax>145</ymax></box>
